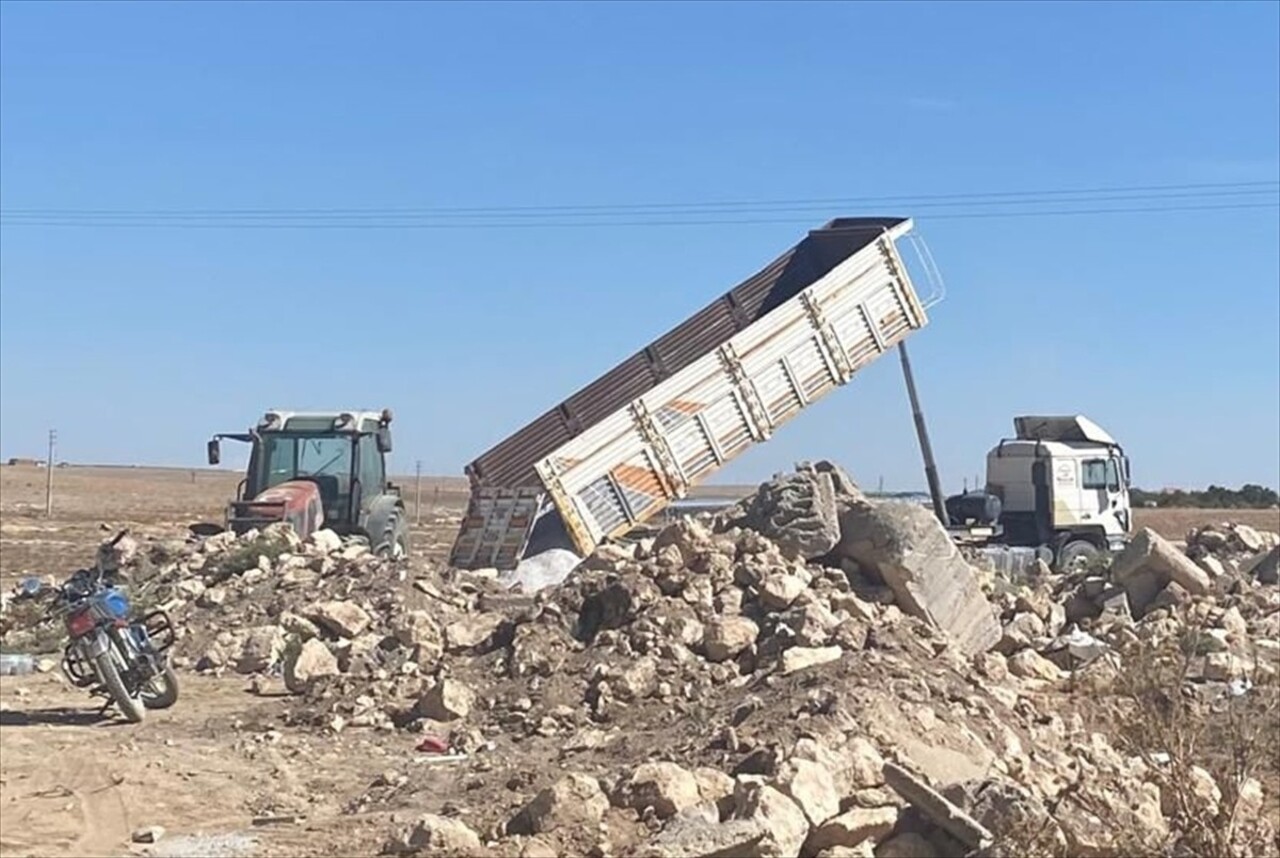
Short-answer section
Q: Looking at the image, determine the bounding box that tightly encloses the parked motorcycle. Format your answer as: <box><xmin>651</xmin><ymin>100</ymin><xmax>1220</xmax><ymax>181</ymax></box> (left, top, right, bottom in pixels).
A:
<box><xmin>47</xmin><ymin>529</ymin><xmax>179</xmax><ymax>722</ymax></box>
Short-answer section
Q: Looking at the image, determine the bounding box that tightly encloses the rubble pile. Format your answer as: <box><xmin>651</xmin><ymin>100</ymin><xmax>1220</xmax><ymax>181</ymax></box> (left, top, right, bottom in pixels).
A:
<box><xmin>3</xmin><ymin>465</ymin><xmax>1278</xmax><ymax>857</ymax></box>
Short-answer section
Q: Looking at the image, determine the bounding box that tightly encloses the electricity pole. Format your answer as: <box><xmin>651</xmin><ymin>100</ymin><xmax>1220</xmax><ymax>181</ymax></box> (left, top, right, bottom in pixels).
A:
<box><xmin>45</xmin><ymin>429</ymin><xmax>56</xmax><ymax>517</ymax></box>
<box><xmin>414</xmin><ymin>460</ymin><xmax>423</xmax><ymax>526</ymax></box>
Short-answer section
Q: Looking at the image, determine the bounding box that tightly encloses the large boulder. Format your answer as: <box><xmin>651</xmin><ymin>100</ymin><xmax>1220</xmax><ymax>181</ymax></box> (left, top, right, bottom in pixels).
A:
<box><xmin>722</xmin><ymin>466</ymin><xmax>843</xmax><ymax>560</ymax></box>
<box><xmin>833</xmin><ymin>499</ymin><xmax>1000</xmax><ymax>656</ymax></box>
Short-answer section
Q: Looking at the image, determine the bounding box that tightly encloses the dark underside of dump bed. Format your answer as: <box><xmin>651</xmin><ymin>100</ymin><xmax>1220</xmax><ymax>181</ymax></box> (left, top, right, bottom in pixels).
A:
<box><xmin>466</xmin><ymin>217</ymin><xmax>909</xmax><ymax>489</ymax></box>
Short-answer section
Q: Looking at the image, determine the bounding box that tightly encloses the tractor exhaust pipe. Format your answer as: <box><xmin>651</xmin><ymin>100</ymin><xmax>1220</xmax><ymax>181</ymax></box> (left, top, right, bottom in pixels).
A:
<box><xmin>897</xmin><ymin>342</ymin><xmax>948</xmax><ymax>525</ymax></box>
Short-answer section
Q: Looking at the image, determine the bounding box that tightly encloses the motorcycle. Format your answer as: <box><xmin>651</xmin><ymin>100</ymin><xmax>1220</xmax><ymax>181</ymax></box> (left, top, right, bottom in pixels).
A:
<box><xmin>47</xmin><ymin>529</ymin><xmax>179</xmax><ymax>722</ymax></box>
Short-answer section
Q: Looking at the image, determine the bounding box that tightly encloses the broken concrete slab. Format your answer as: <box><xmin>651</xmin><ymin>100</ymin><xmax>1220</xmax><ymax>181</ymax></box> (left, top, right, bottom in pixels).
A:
<box><xmin>1110</xmin><ymin>528</ymin><xmax>1211</xmax><ymax>614</ymax></box>
<box><xmin>833</xmin><ymin>500</ymin><xmax>1000</xmax><ymax>656</ymax></box>
<box><xmin>882</xmin><ymin>761</ymin><xmax>992</xmax><ymax>850</ymax></box>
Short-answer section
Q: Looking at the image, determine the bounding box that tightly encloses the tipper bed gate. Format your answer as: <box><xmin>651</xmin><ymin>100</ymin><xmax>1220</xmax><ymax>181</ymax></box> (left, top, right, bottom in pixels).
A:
<box><xmin>450</xmin><ymin>217</ymin><xmax>940</xmax><ymax>570</ymax></box>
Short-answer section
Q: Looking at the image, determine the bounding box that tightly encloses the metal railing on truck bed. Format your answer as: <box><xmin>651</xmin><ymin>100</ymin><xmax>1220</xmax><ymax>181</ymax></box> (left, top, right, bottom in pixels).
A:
<box><xmin>450</xmin><ymin>217</ymin><xmax>935</xmax><ymax>570</ymax></box>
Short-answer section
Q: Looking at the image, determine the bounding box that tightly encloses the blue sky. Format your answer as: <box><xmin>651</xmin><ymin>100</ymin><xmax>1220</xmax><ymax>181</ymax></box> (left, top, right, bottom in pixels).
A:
<box><xmin>1</xmin><ymin>1</ymin><xmax>1277</xmax><ymax>492</ymax></box>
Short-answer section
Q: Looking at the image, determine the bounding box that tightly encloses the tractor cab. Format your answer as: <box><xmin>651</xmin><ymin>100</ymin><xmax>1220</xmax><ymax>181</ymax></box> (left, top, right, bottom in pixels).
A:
<box><xmin>206</xmin><ymin>408</ymin><xmax>409</xmax><ymax>557</ymax></box>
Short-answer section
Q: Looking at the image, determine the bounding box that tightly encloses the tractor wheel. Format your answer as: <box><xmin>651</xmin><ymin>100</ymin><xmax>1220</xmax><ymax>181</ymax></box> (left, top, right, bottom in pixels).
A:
<box><xmin>374</xmin><ymin>510</ymin><xmax>408</xmax><ymax>560</ymax></box>
<box><xmin>1057</xmin><ymin>539</ymin><xmax>1101</xmax><ymax>573</ymax></box>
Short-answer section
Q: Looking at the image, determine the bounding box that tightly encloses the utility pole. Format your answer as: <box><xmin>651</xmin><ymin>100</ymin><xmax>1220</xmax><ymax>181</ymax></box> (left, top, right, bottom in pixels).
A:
<box><xmin>897</xmin><ymin>343</ymin><xmax>948</xmax><ymax>525</ymax></box>
<box><xmin>414</xmin><ymin>460</ymin><xmax>423</xmax><ymax>526</ymax></box>
<box><xmin>44</xmin><ymin>429</ymin><xmax>56</xmax><ymax>517</ymax></box>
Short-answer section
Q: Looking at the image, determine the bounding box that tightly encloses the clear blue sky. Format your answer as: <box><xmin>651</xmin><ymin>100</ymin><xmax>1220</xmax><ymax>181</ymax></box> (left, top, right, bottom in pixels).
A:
<box><xmin>1</xmin><ymin>1</ymin><xmax>1277</xmax><ymax>493</ymax></box>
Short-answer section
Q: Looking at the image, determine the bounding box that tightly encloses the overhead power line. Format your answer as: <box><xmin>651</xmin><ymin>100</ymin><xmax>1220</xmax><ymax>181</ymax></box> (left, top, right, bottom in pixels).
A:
<box><xmin>1</xmin><ymin>181</ymin><xmax>1276</xmax><ymax>229</ymax></box>
<box><xmin>3</xmin><ymin>179</ymin><xmax>1276</xmax><ymax>218</ymax></box>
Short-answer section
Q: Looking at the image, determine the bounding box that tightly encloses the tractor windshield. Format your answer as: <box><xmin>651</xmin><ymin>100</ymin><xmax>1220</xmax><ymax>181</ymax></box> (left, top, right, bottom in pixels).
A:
<box><xmin>260</xmin><ymin>433</ymin><xmax>353</xmax><ymax>489</ymax></box>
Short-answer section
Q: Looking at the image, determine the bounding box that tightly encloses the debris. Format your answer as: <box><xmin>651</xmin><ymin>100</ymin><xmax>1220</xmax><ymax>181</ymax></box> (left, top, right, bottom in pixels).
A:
<box><xmin>702</xmin><ymin>616</ymin><xmax>759</xmax><ymax>662</ymax></box>
<box><xmin>779</xmin><ymin>645</ymin><xmax>843</xmax><ymax>675</ymax></box>
<box><xmin>131</xmin><ymin>825</ymin><xmax>165</xmax><ymax>844</ymax></box>
<box><xmin>621</xmin><ymin>762</ymin><xmax>702</xmax><ymax>819</ymax></box>
<box><xmin>805</xmin><ymin>806</ymin><xmax>898</xmax><ymax>853</ymax></box>
<box><xmin>308</xmin><ymin>600</ymin><xmax>373</xmax><ymax>639</ymax></box>
<box><xmin>283</xmin><ymin>639</ymin><xmax>340</xmax><ymax>693</ymax></box>
<box><xmin>392</xmin><ymin>814</ymin><xmax>482</xmax><ymax>855</ymax></box>
<box><xmin>833</xmin><ymin>499</ymin><xmax>1001</xmax><ymax>656</ymax></box>
<box><xmin>511</xmin><ymin>772</ymin><xmax>610</xmax><ymax>835</ymax></box>
<box><xmin>1111</xmin><ymin>528</ymin><xmax>1212</xmax><ymax>613</ymax></box>
<box><xmin>882</xmin><ymin>761</ymin><xmax>992</xmax><ymax>849</ymax></box>
<box><xmin>418</xmin><ymin>679</ymin><xmax>476</xmax><ymax>722</ymax></box>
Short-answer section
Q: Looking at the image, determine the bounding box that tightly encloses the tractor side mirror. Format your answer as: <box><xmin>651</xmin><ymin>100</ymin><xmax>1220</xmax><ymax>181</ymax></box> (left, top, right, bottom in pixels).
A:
<box><xmin>376</xmin><ymin>427</ymin><xmax>392</xmax><ymax>454</ymax></box>
<box><xmin>207</xmin><ymin>439</ymin><xmax>221</xmax><ymax>466</ymax></box>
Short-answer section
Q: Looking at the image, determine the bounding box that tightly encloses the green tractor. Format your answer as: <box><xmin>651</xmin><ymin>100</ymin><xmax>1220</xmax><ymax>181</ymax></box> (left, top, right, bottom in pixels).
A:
<box><xmin>205</xmin><ymin>408</ymin><xmax>409</xmax><ymax>558</ymax></box>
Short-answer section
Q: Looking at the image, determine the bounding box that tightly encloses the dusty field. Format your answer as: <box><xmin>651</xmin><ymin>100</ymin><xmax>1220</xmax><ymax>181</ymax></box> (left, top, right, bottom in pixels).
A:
<box><xmin>1133</xmin><ymin>506</ymin><xmax>1280</xmax><ymax>541</ymax></box>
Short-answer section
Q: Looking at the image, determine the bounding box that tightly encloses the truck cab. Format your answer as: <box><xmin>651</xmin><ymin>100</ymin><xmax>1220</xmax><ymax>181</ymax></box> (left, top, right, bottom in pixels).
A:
<box><xmin>949</xmin><ymin>415</ymin><xmax>1131</xmax><ymax>571</ymax></box>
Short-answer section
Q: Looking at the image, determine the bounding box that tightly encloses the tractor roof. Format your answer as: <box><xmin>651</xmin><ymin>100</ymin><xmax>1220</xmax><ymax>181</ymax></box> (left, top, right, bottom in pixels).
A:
<box><xmin>257</xmin><ymin>410</ymin><xmax>391</xmax><ymax>433</ymax></box>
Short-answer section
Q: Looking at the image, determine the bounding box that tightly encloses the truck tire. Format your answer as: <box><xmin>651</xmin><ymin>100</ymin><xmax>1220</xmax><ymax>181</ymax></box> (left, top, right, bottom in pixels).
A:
<box><xmin>94</xmin><ymin>640</ymin><xmax>146</xmax><ymax>723</ymax></box>
<box><xmin>374</xmin><ymin>510</ymin><xmax>408</xmax><ymax>560</ymax></box>
<box><xmin>1057</xmin><ymin>539</ymin><xmax>1101</xmax><ymax>573</ymax></box>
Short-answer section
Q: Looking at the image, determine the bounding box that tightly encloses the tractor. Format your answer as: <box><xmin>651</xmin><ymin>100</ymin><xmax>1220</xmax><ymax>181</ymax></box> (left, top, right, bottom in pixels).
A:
<box><xmin>205</xmin><ymin>408</ymin><xmax>409</xmax><ymax>558</ymax></box>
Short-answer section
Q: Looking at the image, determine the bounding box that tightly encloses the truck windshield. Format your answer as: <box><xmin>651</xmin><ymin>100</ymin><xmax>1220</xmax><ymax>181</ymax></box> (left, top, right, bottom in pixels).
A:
<box><xmin>261</xmin><ymin>434</ymin><xmax>352</xmax><ymax>487</ymax></box>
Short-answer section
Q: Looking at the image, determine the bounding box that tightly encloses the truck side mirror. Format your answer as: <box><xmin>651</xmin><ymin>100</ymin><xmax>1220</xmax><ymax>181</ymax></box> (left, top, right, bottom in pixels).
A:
<box><xmin>207</xmin><ymin>439</ymin><xmax>221</xmax><ymax>466</ymax></box>
<box><xmin>376</xmin><ymin>427</ymin><xmax>392</xmax><ymax>454</ymax></box>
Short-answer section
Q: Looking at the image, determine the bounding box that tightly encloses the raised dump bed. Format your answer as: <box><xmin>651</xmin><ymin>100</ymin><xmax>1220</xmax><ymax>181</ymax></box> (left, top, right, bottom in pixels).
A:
<box><xmin>451</xmin><ymin>217</ymin><xmax>937</xmax><ymax>570</ymax></box>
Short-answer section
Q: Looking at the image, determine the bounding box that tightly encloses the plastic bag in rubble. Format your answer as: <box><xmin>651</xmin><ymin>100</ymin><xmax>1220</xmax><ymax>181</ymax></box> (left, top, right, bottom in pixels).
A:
<box><xmin>1044</xmin><ymin>625</ymin><xmax>1108</xmax><ymax>665</ymax></box>
<box><xmin>499</xmin><ymin>549</ymin><xmax>582</xmax><ymax>594</ymax></box>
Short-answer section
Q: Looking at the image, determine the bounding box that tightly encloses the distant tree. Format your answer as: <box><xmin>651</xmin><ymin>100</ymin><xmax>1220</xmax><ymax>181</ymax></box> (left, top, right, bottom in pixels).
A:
<box><xmin>1129</xmin><ymin>483</ymin><xmax>1278</xmax><ymax>509</ymax></box>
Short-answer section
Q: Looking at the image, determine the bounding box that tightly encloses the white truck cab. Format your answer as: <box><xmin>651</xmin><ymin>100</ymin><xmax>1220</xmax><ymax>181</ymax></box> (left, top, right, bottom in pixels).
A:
<box><xmin>948</xmin><ymin>415</ymin><xmax>1132</xmax><ymax>571</ymax></box>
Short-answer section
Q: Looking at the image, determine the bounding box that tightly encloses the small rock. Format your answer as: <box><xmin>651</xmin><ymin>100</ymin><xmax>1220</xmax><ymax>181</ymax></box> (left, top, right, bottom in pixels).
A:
<box><xmin>1008</xmin><ymin>649</ymin><xmax>1064</xmax><ymax>681</ymax></box>
<box><xmin>236</xmin><ymin>625</ymin><xmax>285</xmax><ymax>674</ymax></box>
<box><xmin>759</xmin><ymin>573</ymin><xmax>808</xmax><ymax>611</ymax></box>
<box><xmin>1232</xmin><ymin>524</ymin><xmax>1264</xmax><ymax>553</ymax></box>
<box><xmin>780</xmin><ymin>645</ymin><xmax>842</xmax><ymax>675</ymax></box>
<box><xmin>731</xmin><ymin>779</ymin><xmax>810</xmax><ymax>857</ymax></box>
<box><xmin>308</xmin><ymin>600</ymin><xmax>372</xmax><ymax>639</ymax></box>
<box><xmin>308</xmin><ymin>528</ymin><xmax>344</xmax><ymax>554</ymax></box>
<box><xmin>511</xmin><ymin>773</ymin><xmax>609</xmax><ymax>835</ymax></box>
<box><xmin>623</xmin><ymin>762</ymin><xmax>702</xmax><ymax>819</ymax></box>
<box><xmin>283</xmin><ymin>638</ymin><xmax>340</xmax><ymax>693</ymax></box>
<box><xmin>702</xmin><ymin>616</ymin><xmax>759</xmax><ymax>662</ymax></box>
<box><xmin>396</xmin><ymin>813</ymin><xmax>482</xmax><ymax>855</ymax></box>
<box><xmin>775</xmin><ymin>758</ymin><xmax>840</xmax><ymax>825</ymax></box>
<box><xmin>418</xmin><ymin>679</ymin><xmax>476</xmax><ymax>722</ymax></box>
<box><xmin>394</xmin><ymin>610</ymin><xmax>445</xmax><ymax>668</ymax></box>
<box><xmin>445</xmin><ymin>613</ymin><xmax>506</xmax><ymax>653</ymax></box>
<box><xmin>131</xmin><ymin>826</ymin><xmax>165</xmax><ymax>844</ymax></box>
<box><xmin>805</xmin><ymin>806</ymin><xmax>898</xmax><ymax>853</ymax></box>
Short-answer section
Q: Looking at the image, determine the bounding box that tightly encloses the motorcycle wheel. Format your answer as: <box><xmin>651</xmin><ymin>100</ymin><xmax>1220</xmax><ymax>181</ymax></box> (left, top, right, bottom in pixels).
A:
<box><xmin>94</xmin><ymin>640</ymin><xmax>146</xmax><ymax>723</ymax></box>
<box><xmin>142</xmin><ymin>662</ymin><xmax>180</xmax><ymax>709</ymax></box>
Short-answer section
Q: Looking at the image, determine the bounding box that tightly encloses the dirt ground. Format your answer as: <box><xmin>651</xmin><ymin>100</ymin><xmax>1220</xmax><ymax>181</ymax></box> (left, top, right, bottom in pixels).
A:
<box><xmin>1</xmin><ymin>464</ymin><xmax>1277</xmax><ymax>858</ymax></box>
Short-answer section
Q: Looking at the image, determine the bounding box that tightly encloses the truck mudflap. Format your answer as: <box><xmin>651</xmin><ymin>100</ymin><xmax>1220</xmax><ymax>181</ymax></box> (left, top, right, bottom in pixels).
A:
<box><xmin>452</xmin><ymin>217</ymin><xmax>940</xmax><ymax>570</ymax></box>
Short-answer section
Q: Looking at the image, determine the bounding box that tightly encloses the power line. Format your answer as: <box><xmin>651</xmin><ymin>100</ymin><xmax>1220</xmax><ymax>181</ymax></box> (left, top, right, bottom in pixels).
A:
<box><xmin>2</xmin><ymin>179</ymin><xmax>1276</xmax><ymax>219</ymax></box>
<box><xmin>1</xmin><ymin>200</ymin><xmax>1276</xmax><ymax>229</ymax></box>
<box><xmin>5</xmin><ymin>186</ymin><xmax>1276</xmax><ymax>222</ymax></box>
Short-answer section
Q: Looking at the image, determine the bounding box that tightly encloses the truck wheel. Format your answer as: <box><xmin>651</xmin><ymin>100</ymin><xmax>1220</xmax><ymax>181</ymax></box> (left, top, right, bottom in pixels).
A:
<box><xmin>1057</xmin><ymin>539</ymin><xmax>1101</xmax><ymax>573</ymax></box>
<box><xmin>374</xmin><ymin>511</ymin><xmax>408</xmax><ymax>560</ymax></box>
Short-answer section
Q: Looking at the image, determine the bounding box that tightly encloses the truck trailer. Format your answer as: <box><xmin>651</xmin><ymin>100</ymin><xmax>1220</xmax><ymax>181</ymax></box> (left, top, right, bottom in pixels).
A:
<box><xmin>450</xmin><ymin>217</ymin><xmax>941</xmax><ymax>570</ymax></box>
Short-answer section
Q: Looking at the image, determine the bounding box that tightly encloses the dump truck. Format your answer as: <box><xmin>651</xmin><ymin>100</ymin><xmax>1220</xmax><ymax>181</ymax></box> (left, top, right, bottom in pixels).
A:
<box><xmin>450</xmin><ymin>217</ymin><xmax>941</xmax><ymax>570</ymax></box>
<box><xmin>944</xmin><ymin>415</ymin><xmax>1132</xmax><ymax>572</ymax></box>
<box><xmin>204</xmin><ymin>409</ymin><xmax>409</xmax><ymax>557</ymax></box>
